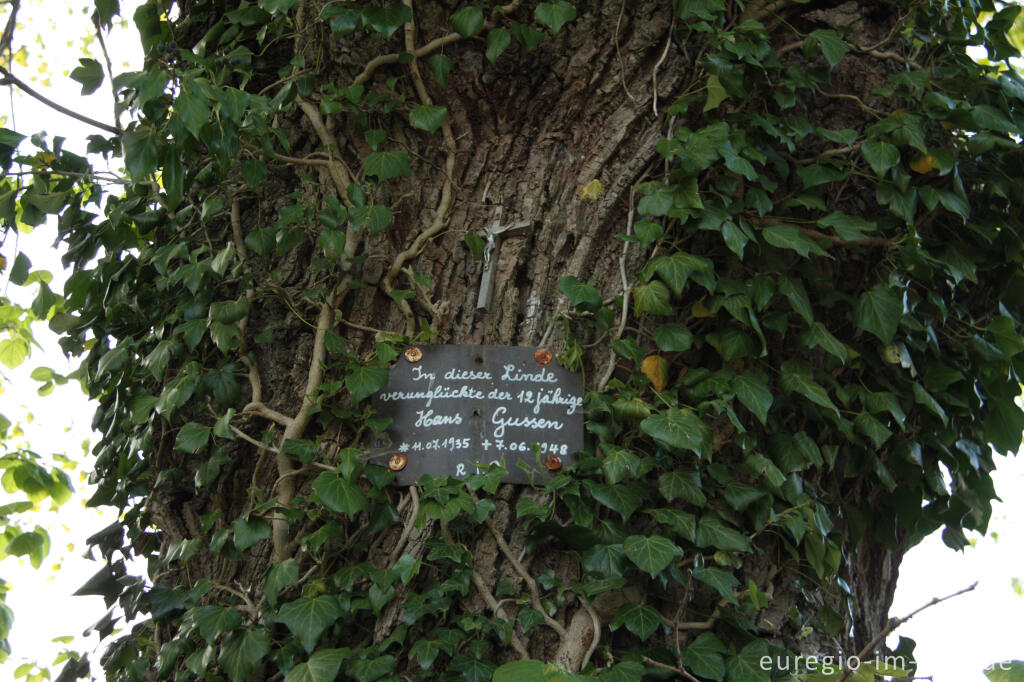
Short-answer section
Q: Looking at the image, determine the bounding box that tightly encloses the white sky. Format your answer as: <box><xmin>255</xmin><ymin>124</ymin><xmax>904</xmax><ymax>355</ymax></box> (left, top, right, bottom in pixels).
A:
<box><xmin>0</xmin><ymin>1</ymin><xmax>1022</xmax><ymax>679</ymax></box>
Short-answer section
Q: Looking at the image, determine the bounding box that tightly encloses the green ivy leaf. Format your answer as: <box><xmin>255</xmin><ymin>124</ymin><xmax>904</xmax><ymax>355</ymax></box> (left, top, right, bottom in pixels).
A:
<box><xmin>194</xmin><ymin>605</ymin><xmax>243</xmax><ymax>642</ymax></box>
<box><xmin>486</xmin><ymin>28</ymin><xmax>512</xmax><ymax>63</ymax></box>
<box><xmin>853</xmin><ymin>284</ymin><xmax>901</xmax><ymax>344</ymax></box>
<box><xmin>277</xmin><ymin>596</ymin><xmax>342</xmax><ymax>652</ymax></box>
<box><xmin>633</xmin><ymin>281</ymin><xmax>673</xmax><ymax>316</ymax></box>
<box><xmin>610</xmin><ymin>603</ymin><xmax>663</xmax><ymax>641</ymax></box>
<box><xmin>779</xmin><ymin>361</ymin><xmax>840</xmax><ymax>418</ymax></box>
<box><xmin>558</xmin><ymin>275</ymin><xmax>602</xmax><ymax>311</ymax></box>
<box><xmin>264</xmin><ymin>558</ymin><xmax>299</xmax><ymax>607</ymax></box>
<box><xmin>682</xmin><ymin>632</ymin><xmax>727</xmax><ymax>682</ymax></box>
<box><xmin>645</xmin><ymin>251</ymin><xmax>713</xmax><ymax>295</ymax></box>
<box><xmin>427</xmin><ymin>54</ymin><xmax>454</xmax><ymax>87</ymax></box>
<box><xmin>732</xmin><ymin>372</ymin><xmax>773</xmax><ymax>425</ymax></box>
<box><xmin>641</xmin><ymin>408</ymin><xmax>710</xmax><ymax>457</ymax></box>
<box><xmin>535</xmin><ymin>1</ymin><xmax>577</xmax><ymax>34</ymax></box>
<box><xmin>622</xmin><ymin>534</ymin><xmax>683</xmax><ymax>576</ymax></box>
<box><xmin>232</xmin><ymin>516</ymin><xmax>271</xmax><ymax>551</ymax></box>
<box><xmin>284</xmin><ymin>649</ymin><xmax>350</xmax><ymax>682</ymax></box>
<box><xmin>494</xmin><ymin>660</ymin><xmax>544</xmax><ymax>682</ymax></box>
<box><xmin>984</xmin><ymin>661</ymin><xmax>1024</xmax><ymax>682</ymax></box>
<box><xmin>692</xmin><ymin>566</ymin><xmax>740</xmax><ymax>604</ymax></box>
<box><xmin>123</xmin><ymin>125</ymin><xmax>159</xmax><ymax>178</ymax></box>
<box><xmin>346</xmin><ymin>365</ymin><xmax>388</xmax><ymax>404</ymax></box>
<box><xmin>70</xmin><ymin>58</ymin><xmax>104</xmax><ymax>95</ymax></box>
<box><xmin>346</xmin><ymin>655</ymin><xmax>396</xmax><ymax>682</ymax></box>
<box><xmin>861</xmin><ymin>138</ymin><xmax>900</xmax><ymax>176</ymax></box>
<box><xmin>362</xmin><ymin>4</ymin><xmax>412</xmax><ymax>36</ymax></box>
<box><xmin>653</xmin><ymin>322</ymin><xmax>694</xmax><ymax>352</ymax></box>
<box><xmin>175</xmin><ymin>422</ymin><xmax>211</xmax><ymax>452</ymax></box>
<box><xmin>363</xmin><ymin>151</ymin><xmax>411</xmax><ymax>182</ymax></box>
<box><xmin>696</xmin><ymin>516</ymin><xmax>751</xmax><ymax>555</ymax></box>
<box><xmin>762</xmin><ymin>224</ymin><xmax>829</xmax><ymax>258</ymax></box>
<box><xmin>313</xmin><ymin>471</ymin><xmax>368</xmax><ymax>516</ymax></box>
<box><xmin>409</xmin><ymin>105</ymin><xmax>447</xmax><ymax>133</ymax></box>
<box><xmin>725</xmin><ymin>640</ymin><xmax>770</xmax><ymax>682</ymax></box>
<box><xmin>804</xmin><ymin>29</ymin><xmax>849</xmax><ymax>67</ymax></box>
<box><xmin>658</xmin><ymin>470</ymin><xmax>706</xmax><ymax>506</ymax></box>
<box><xmin>217</xmin><ymin>629</ymin><xmax>270</xmax><ymax>681</ymax></box>
<box><xmin>584</xmin><ymin>481</ymin><xmax>643</xmax><ymax>520</ymax></box>
<box><xmin>450</xmin><ymin>6</ymin><xmax>484</xmax><ymax>37</ymax></box>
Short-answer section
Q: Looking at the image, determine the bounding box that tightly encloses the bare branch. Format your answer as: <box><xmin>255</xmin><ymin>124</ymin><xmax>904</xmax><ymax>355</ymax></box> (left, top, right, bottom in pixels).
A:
<box><xmin>0</xmin><ymin>65</ymin><xmax>121</xmax><ymax>135</ymax></box>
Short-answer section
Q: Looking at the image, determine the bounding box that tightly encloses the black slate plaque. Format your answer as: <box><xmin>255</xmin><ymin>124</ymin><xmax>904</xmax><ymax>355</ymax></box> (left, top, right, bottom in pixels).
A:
<box><xmin>368</xmin><ymin>345</ymin><xmax>584</xmax><ymax>485</ymax></box>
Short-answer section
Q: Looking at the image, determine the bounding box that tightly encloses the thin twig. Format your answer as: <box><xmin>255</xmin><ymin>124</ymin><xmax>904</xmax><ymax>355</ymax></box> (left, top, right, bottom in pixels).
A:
<box><xmin>0</xmin><ymin>65</ymin><xmax>121</xmax><ymax>135</ymax></box>
<box><xmin>597</xmin><ymin>186</ymin><xmax>636</xmax><ymax>391</ymax></box>
<box><xmin>835</xmin><ymin>582</ymin><xmax>978</xmax><ymax>682</ymax></box>
<box><xmin>641</xmin><ymin>656</ymin><xmax>701</xmax><ymax>682</ymax></box>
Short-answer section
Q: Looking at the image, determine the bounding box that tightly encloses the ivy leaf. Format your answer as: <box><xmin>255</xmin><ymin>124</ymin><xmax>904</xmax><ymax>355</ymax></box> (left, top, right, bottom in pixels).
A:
<box><xmin>217</xmin><ymin>629</ymin><xmax>270</xmax><ymax>681</ymax></box>
<box><xmin>646</xmin><ymin>508</ymin><xmax>697</xmax><ymax>542</ymax></box>
<box><xmin>640</xmin><ymin>355</ymin><xmax>668</xmax><ymax>391</ymax></box>
<box><xmin>362</xmin><ymin>5</ymin><xmax>411</xmax><ymax>36</ymax></box>
<box><xmin>194</xmin><ymin>605</ymin><xmax>242</xmax><ymax>642</ymax></box>
<box><xmin>70</xmin><ymin>58</ymin><xmax>104</xmax><ymax>95</ymax></box>
<box><xmin>583</xmin><ymin>481</ymin><xmax>642</xmax><ymax>520</ymax></box>
<box><xmin>732</xmin><ymin>372</ymin><xmax>773</xmax><ymax>425</ymax></box>
<box><xmin>276</xmin><ymin>596</ymin><xmax>342</xmax><ymax>652</ymax></box>
<box><xmin>779</xmin><ymin>361</ymin><xmax>840</xmax><ymax>418</ymax></box>
<box><xmin>804</xmin><ymin>29</ymin><xmax>849</xmax><ymax>68</ymax></box>
<box><xmin>409</xmin><ymin>105</ymin><xmax>447</xmax><ymax>134</ymax></box>
<box><xmin>610</xmin><ymin>603</ymin><xmax>663</xmax><ymax>640</ymax></box>
<box><xmin>658</xmin><ymin>471</ymin><xmax>706</xmax><ymax>506</ymax></box>
<box><xmin>346</xmin><ymin>655</ymin><xmax>396</xmax><ymax>682</ymax></box>
<box><xmin>762</xmin><ymin>224</ymin><xmax>829</xmax><ymax>258</ymax></box>
<box><xmin>778</xmin><ymin>275</ymin><xmax>813</xmax><ymax>324</ymax></box>
<box><xmin>985</xmin><ymin>661</ymin><xmax>1024</xmax><ymax>682</ymax></box>
<box><xmin>653</xmin><ymin>322</ymin><xmax>694</xmax><ymax>351</ymax></box>
<box><xmin>633</xmin><ymin>281</ymin><xmax>674</xmax><ymax>316</ymax></box>
<box><xmin>692</xmin><ymin>566</ymin><xmax>740</xmax><ymax>604</ymax></box>
<box><xmin>696</xmin><ymin>516</ymin><xmax>751</xmax><ymax>554</ymax></box>
<box><xmin>622</xmin><ymin>534</ymin><xmax>683</xmax><ymax>576</ymax></box>
<box><xmin>535</xmin><ymin>0</ymin><xmax>577</xmax><ymax>34</ymax></box>
<box><xmin>363</xmin><ymin>151</ymin><xmax>411</xmax><ymax>181</ymax></box>
<box><xmin>486</xmin><ymin>28</ymin><xmax>512</xmax><ymax>64</ymax></box>
<box><xmin>232</xmin><ymin>516</ymin><xmax>271</xmax><ymax>551</ymax></box>
<box><xmin>853</xmin><ymin>284</ymin><xmax>901</xmax><ymax>344</ymax></box>
<box><xmin>346</xmin><ymin>365</ymin><xmax>389</xmax><ymax>404</ymax></box>
<box><xmin>558</xmin><ymin>275</ymin><xmax>601</xmax><ymax>311</ymax></box>
<box><xmin>725</xmin><ymin>640</ymin><xmax>770</xmax><ymax>682</ymax></box>
<box><xmin>122</xmin><ymin>125</ymin><xmax>159</xmax><ymax>178</ymax></box>
<box><xmin>175</xmin><ymin>422</ymin><xmax>211</xmax><ymax>452</ymax></box>
<box><xmin>494</xmin><ymin>660</ymin><xmax>544</xmax><ymax>682</ymax></box>
<box><xmin>646</xmin><ymin>251</ymin><xmax>713</xmax><ymax>295</ymax></box>
<box><xmin>601</xmin><ymin>445</ymin><xmax>638</xmax><ymax>485</ymax></box>
<box><xmin>682</xmin><ymin>632</ymin><xmax>727</xmax><ymax>682</ymax></box>
<box><xmin>450</xmin><ymin>6</ymin><xmax>484</xmax><ymax>37</ymax></box>
<box><xmin>426</xmin><ymin>54</ymin><xmax>454</xmax><ymax>87</ymax></box>
<box><xmin>284</xmin><ymin>649</ymin><xmax>350</xmax><ymax>682</ymax></box>
<box><xmin>641</xmin><ymin>408</ymin><xmax>710</xmax><ymax>457</ymax></box>
<box><xmin>264</xmin><ymin>558</ymin><xmax>299</xmax><ymax>607</ymax></box>
<box><xmin>313</xmin><ymin>472</ymin><xmax>368</xmax><ymax>516</ymax></box>
<box><xmin>861</xmin><ymin>139</ymin><xmax>900</xmax><ymax>176</ymax></box>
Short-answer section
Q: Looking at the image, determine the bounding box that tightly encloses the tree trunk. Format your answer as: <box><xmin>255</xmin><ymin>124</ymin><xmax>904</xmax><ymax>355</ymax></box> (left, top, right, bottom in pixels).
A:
<box><xmin>66</xmin><ymin>0</ymin><xmax>1018</xmax><ymax>679</ymax></box>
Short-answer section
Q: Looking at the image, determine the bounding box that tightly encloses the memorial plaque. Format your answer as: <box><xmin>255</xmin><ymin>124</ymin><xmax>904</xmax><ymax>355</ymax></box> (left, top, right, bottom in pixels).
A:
<box><xmin>368</xmin><ymin>345</ymin><xmax>584</xmax><ymax>485</ymax></box>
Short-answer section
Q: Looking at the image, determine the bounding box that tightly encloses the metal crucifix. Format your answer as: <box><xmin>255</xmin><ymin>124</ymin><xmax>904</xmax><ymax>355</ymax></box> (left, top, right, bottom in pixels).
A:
<box><xmin>476</xmin><ymin>219</ymin><xmax>531</xmax><ymax>310</ymax></box>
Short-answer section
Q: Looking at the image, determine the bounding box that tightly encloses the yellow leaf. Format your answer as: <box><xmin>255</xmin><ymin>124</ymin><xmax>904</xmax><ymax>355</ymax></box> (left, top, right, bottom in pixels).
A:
<box><xmin>579</xmin><ymin>178</ymin><xmax>604</xmax><ymax>201</ymax></box>
<box><xmin>910</xmin><ymin>154</ymin><xmax>936</xmax><ymax>173</ymax></box>
<box><xmin>0</xmin><ymin>255</ymin><xmax>6</xmax><ymax>271</ymax></box>
<box><xmin>692</xmin><ymin>298</ymin><xmax>714</xmax><ymax>318</ymax></box>
<box><xmin>641</xmin><ymin>354</ymin><xmax>668</xmax><ymax>392</ymax></box>
<box><xmin>13</xmin><ymin>47</ymin><xmax>29</xmax><ymax>67</ymax></box>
